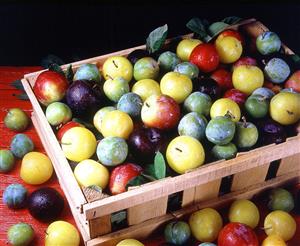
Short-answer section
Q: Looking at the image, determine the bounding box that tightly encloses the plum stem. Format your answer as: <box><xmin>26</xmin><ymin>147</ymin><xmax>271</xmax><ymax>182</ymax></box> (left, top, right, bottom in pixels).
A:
<box><xmin>258</xmin><ymin>95</ymin><xmax>267</xmax><ymax>101</ymax></box>
<box><xmin>60</xmin><ymin>142</ymin><xmax>72</xmax><ymax>145</ymax></box>
<box><xmin>145</xmin><ymin>102</ymin><xmax>150</xmax><ymax>108</ymax></box>
<box><xmin>106</xmin><ymin>74</ymin><xmax>113</xmax><ymax>80</ymax></box>
<box><xmin>225</xmin><ymin>110</ymin><xmax>235</xmax><ymax>120</ymax></box>
<box><xmin>287</xmin><ymin>110</ymin><xmax>294</xmax><ymax>115</ymax></box>
<box><xmin>261</xmin><ymin>226</ymin><xmax>272</xmax><ymax>230</ymax></box>
<box><xmin>56</xmin><ymin>123</ymin><xmax>63</xmax><ymax>130</ymax></box>
<box><xmin>112</xmin><ymin>60</ymin><xmax>118</xmax><ymax>68</ymax></box>
<box><xmin>175</xmin><ymin>147</ymin><xmax>183</xmax><ymax>152</ymax></box>
<box><xmin>242</xmin><ymin>116</ymin><xmax>248</xmax><ymax>128</ymax></box>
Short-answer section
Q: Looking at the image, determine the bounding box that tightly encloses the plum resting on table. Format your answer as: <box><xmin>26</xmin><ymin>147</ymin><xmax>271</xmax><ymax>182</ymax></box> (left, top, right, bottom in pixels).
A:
<box><xmin>28</xmin><ymin>187</ymin><xmax>64</xmax><ymax>222</ymax></box>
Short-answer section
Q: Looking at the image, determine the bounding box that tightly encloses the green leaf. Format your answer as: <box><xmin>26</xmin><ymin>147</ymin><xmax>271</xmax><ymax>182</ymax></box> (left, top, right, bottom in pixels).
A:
<box><xmin>154</xmin><ymin>151</ymin><xmax>166</xmax><ymax>179</ymax></box>
<box><xmin>222</xmin><ymin>16</ymin><xmax>243</xmax><ymax>25</ymax></box>
<box><xmin>146</xmin><ymin>24</ymin><xmax>168</xmax><ymax>54</ymax></box>
<box><xmin>141</xmin><ymin>173</ymin><xmax>157</xmax><ymax>182</ymax></box>
<box><xmin>126</xmin><ymin>175</ymin><xmax>148</xmax><ymax>190</ymax></box>
<box><xmin>290</xmin><ymin>54</ymin><xmax>300</xmax><ymax>64</ymax></box>
<box><xmin>41</xmin><ymin>54</ymin><xmax>65</xmax><ymax>68</ymax></box>
<box><xmin>48</xmin><ymin>63</ymin><xmax>65</xmax><ymax>77</ymax></box>
<box><xmin>72</xmin><ymin>118</ymin><xmax>95</xmax><ymax>130</ymax></box>
<box><xmin>143</xmin><ymin>164</ymin><xmax>156</xmax><ymax>178</ymax></box>
<box><xmin>65</xmin><ymin>64</ymin><xmax>74</xmax><ymax>82</ymax></box>
<box><xmin>111</xmin><ymin>211</ymin><xmax>127</xmax><ymax>224</ymax></box>
<box><xmin>16</xmin><ymin>93</ymin><xmax>29</xmax><ymax>100</ymax></box>
<box><xmin>10</xmin><ymin>79</ymin><xmax>24</xmax><ymax>91</ymax></box>
<box><xmin>208</xmin><ymin>22</ymin><xmax>230</xmax><ymax>36</ymax></box>
<box><xmin>186</xmin><ymin>17</ymin><xmax>211</xmax><ymax>42</ymax></box>
<box><xmin>87</xmin><ymin>185</ymin><xmax>102</xmax><ymax>193</ymax></box>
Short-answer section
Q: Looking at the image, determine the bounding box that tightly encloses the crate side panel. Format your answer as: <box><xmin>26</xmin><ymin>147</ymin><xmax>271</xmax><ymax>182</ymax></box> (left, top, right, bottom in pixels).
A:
<box><xmin>127</xmin><ymin>196</ymin><xmax>168</xmax><ymax>226</ymax></box>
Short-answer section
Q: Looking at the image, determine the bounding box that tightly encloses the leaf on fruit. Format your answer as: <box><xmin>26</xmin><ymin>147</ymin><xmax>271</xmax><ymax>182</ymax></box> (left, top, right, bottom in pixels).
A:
<box><xmin>208</xmin><ymin>22</ymin><xmax>230</xmax><ymax>36</ymax></box>
<box><xmin>16</xmin><ymin>93</ymin><xmax>29</xmax><ymax>100</ymax></box>
<box><xmin>186</xmin><ymin>17</ymin><xmax>211</xmax><ymax>42</ymax></box>
<box><xmin>65</xmin><ymin>64</ymin><xmax>74</xmax><ymax>83</ymax></box>
<box><xmin>41</xmin><ymin>54</ymin><xmax>65</xmax><ymax>69</ymax></box>
<box><xmin>48</xmin><ymin>63</ymin><xmax>65</xmax><ymax>77</ymax></box>
<box><xmin>10</xmin><ymin>79</ymin><xmax>24</xmax><ymax>91</ymax></box>
<box><xmin>111</xmin><ymin>211</ymin><xmax>127</xmax><ymax>224</ymax></box>
<box><xmin>87</xmin><ymin>185</ymin><xmax>102</xmax><ymax>193</ymax></box>
<box><xmin>222</xmin><ymin>16</ymin><xmax>243</xmax><ymax>25</ymax></box>
<box><xmin>126</xmin><ymin>175</ymin><xmax>147</xmax><ymax>190</ymax></box>
<box><xmin>146</xmin><ymin>24</ymin><xmax>168</xmax><ymax>54</ymax></box>
<box><xmin>154</xmin><ymin>151</ymin><xmax>166</xmax><ymax>179</ymax></box>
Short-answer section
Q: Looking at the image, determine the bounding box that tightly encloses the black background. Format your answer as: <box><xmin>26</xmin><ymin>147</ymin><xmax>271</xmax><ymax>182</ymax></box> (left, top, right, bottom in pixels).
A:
<box><xmin>1</xmin><ymin>2</ymin><xmax>300</xmax><ymax>66</ymax></box>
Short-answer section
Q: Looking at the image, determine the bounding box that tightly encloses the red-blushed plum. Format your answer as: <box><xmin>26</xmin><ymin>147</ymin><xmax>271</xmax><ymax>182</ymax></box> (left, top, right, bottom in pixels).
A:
<box><xmin>33</xmin><ymin>70</ymin><xmax>68</xmax><ymax>106</ymax></box>
<box><xmin>141</xmin><ymin>95</ymin><xmax>180</xmax><ymax>130</ymax></box>
<box><xmin>109</xmin><ymin>163</ymin><xmax>143</xmax><ymax>195</ymax></box>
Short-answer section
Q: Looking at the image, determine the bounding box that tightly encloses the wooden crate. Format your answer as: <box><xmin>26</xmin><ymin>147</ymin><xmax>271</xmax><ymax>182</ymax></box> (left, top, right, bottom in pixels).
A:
<box><xmin>22</xmin><ymin>19</ymin><xmax>300</xmax><ymax>246</ymax></box>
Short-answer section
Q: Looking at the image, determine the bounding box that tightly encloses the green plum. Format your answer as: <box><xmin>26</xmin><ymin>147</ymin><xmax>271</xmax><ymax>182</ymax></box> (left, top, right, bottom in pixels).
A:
<box><xmin>96</xmin><ymin>137</ymin><xmax>128</xmax><ymax>166</ymax></box>
<box><xmin>7</xmin><ymin>223</ymin><xmax>34</xmax><ymax>246</ymax></box>
<box><xmin>0</xmin><ymin>149</ymin><xmax>15</xmax><ymax>172</ymax></box>
<box><xmin>268</xmin><ymin>188</ymin><xmax>295</xmax><ymax>212</ymax></box>
<box><xmin>73</xmin><ymin>63</ymin><xmax>101</xmax><ymax>83</ymax></box>
<box><xmin>245</xmin><ymin>95</ymin><xmax>269</xmax><ymax>118</ymax></box>
<box><xmin>199</xmin><ymin>243</ymin><xmax>217</xmax><ymax>246</ymax></box>
<box><xmin>164</xmin><ymin>221</ymin><xmax>191</xmax><ymax>245</ymax></box>
<box><xmin>133</xmin><ymin>57</ymin><xmax>159</xmax><ymax>81</ymax></box>
<box><xmin>205</xmin><ymin>116</ymin><xmax>236</xmax><ymax>145</ymax></box>
<box><xmin>117</xmin><ymin>92</ymin><xmax>143</xmax><ymax>118</ymax></box>
<box><xmin>211</xmin><ymin>142</ymin><xmax>237</xmax><ymax>160</ymax></box>
<box><xmin>4</xmin><ymin>108</ymin><xmax>30</xmax><ymax>132</ymax></box>
<box><xmin>183</xmin><ymin>92</ymin><xmax>212</xmax><ymax>116</ymax></box>
<box><xmin>3</xmin><ymin>183</ymin><xmax>27</xmax><ymax>209</ymax></box>
<box><xmin>45</xmin><ymin>102</ymin><xmax>72</xmax><ymax>126</ymax></box>
<box><xmin>234</xmin><ymin>120</ymin><xmax>259</xmax><ymax>149</ymax></box>
<box><xmin>256</xmin><ymin>31</ymin><xmax>281</xmax><ymax>55</ymax></box>
<box><xmin>158</xmin><ymin>51</ymin><xmax>181</xmax><ymax>72</ymax></box>
<box><xmin>103</xmin><ymin>77</ymin><xmax>129</xmax><ymax>102</ymax></box>
<box><xmin>264</xmin><ymin>58</ymin><xmax>290</xmax><ymax>83</ymax></box>
<box><xmin>178</xmin><ymin>112</ymin><xmax>207</xmax><ymax>140</ymax></box>
<box><xmin>252</xmin><ymin>87</ymin><xmax>275</xmax><ymax>99</ymax></box>
<box><xmin>10</xmin><ymin>134</ymin><xmax>34</xmax><ymax>159</ymax></box>
<box><xmin>174</xmin><ymin>62</ymin><xmax>199</xmax><ymax>79</ymax></box>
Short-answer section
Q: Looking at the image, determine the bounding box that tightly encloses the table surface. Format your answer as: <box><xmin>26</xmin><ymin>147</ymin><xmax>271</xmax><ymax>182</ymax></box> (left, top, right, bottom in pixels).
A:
<box><xmin>0</xmin><ymin>67</ymin><xmax>299</xmax><ymax>246</ymax></box>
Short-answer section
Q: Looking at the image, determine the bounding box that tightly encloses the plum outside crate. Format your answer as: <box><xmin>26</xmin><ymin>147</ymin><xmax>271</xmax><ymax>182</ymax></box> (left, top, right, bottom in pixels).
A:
<box><xmin>22</xmin><ymin>19</ymin><xmax>300</xmax><ymax>246</ymax></box>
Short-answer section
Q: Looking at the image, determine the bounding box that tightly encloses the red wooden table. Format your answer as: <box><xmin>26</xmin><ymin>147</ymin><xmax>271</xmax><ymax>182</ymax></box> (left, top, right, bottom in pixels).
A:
<box><xmin>0</xmin><ymin>67</ymin><xmax>79</xmax><ymax>246</ymax></box>
<box><xmin>0</xmin><ymin>67</ymin><xmax>299</xmax><ymax>246</ymax></box>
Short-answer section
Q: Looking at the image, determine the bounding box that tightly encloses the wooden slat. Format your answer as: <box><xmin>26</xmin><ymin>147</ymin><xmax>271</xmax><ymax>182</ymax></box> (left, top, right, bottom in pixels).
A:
<box><xmin>86</xmin><ymin>172</ymin><xmax>300</xmax><ymax>246</ymax></box>
<box><xmin>231</xmin><ymin>163</ymin><xmax>270</xmax><ymax>191</ymax></box>
<box><xmin>277</xmin><ymin>153</ymin><xmax>300</xmax><ymax>177</ymax></box>
<box><xmin>181</xmin><ymin>187</ymin><xmax>195</xmax><ymax>207</ymax></box>
<box><xmin>127</xmin><ymin>197</ymin><xmax>168</xmax><ymax>226</ymax></box>
<box><xmin>83</xmin><ymin>137</ymin><xmax>300</xmax><ymax>220</ymax></box>
<box><xmin>194</xmin><ymin>179</ymin><xmax>221</xmax><ymax>202</ymax></box>
<box><xmin>89</xmin><ymin>216</ymin><xmax>112</xmax><ymax>238</ymax></box>
<box><xmin>182</xmin><ymin>180</ymin><xmax>221</xmax><ymax>207</ymax></box>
